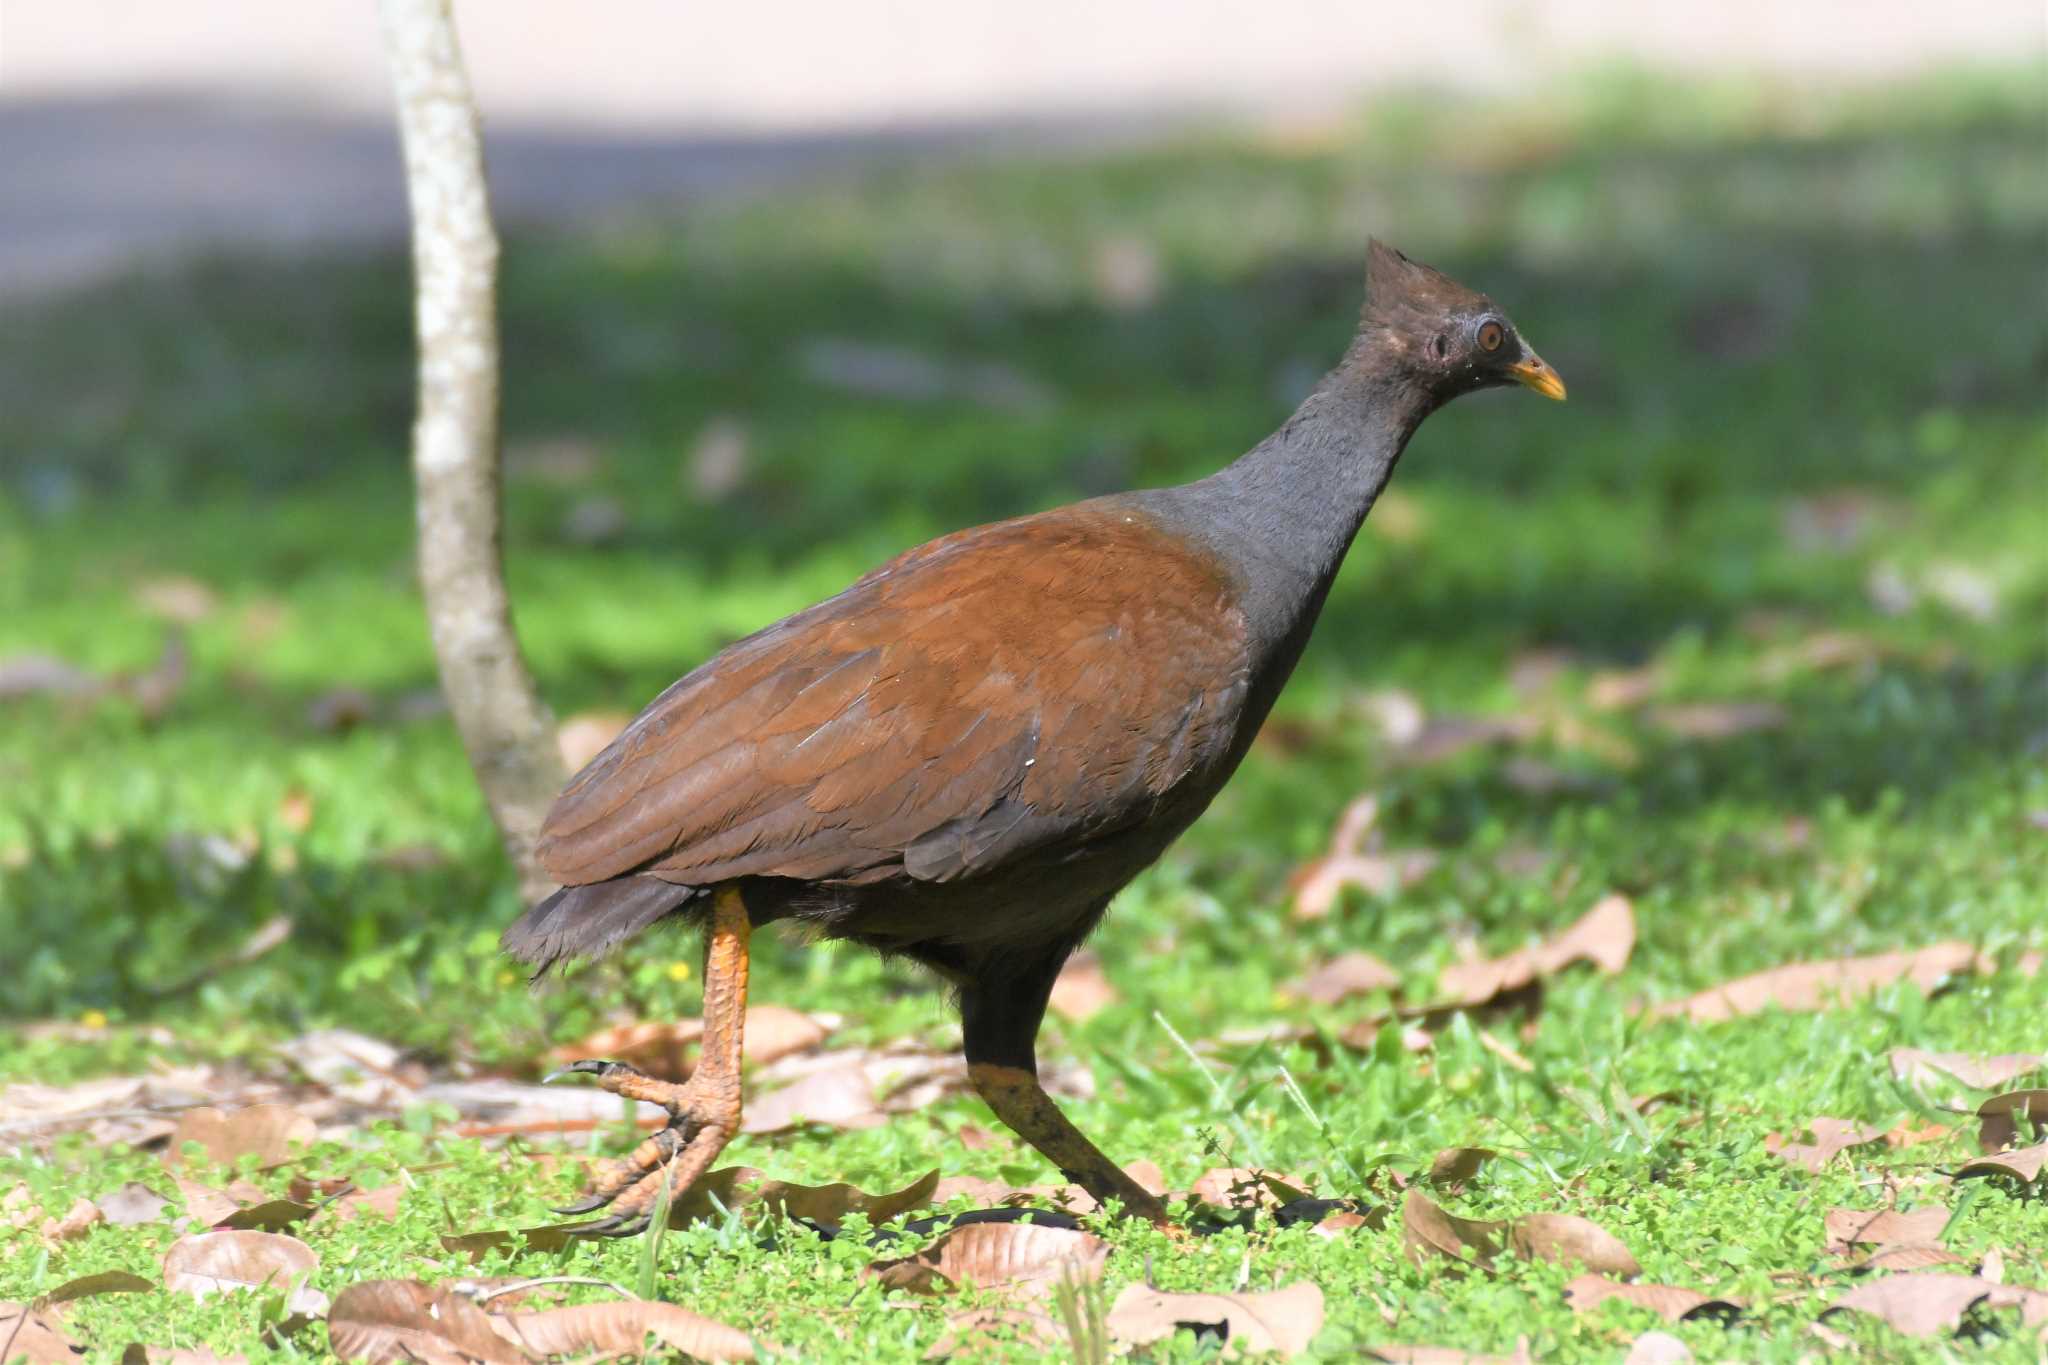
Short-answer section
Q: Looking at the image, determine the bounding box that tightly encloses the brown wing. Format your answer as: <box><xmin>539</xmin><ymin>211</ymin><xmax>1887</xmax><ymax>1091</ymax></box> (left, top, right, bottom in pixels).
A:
<box><xmin>536</xmin><ymin>502</ymin><xmax>1251</xmax><ymax>890</ymax></box>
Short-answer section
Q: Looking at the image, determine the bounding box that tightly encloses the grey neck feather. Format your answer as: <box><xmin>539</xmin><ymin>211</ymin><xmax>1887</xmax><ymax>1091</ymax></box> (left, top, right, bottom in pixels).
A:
<box><xmin>1132</xmin><ymin>353</ymin><xmax>1437</xmax><ymax>671</ymax></box>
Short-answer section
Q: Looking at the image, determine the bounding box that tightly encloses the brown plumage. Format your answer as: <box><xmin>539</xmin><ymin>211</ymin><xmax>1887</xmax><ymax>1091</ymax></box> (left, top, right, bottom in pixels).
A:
<box><xmin>506</xmin><ymin>240</ymin><xmax>1566</xmax><ymax>1234</ymax></box>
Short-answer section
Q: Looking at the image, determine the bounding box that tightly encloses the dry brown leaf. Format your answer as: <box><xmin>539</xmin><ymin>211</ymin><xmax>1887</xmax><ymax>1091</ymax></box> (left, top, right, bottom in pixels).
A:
<box><xmin>924</xmin><ymin>1306</ymin><xmax>1066</xmax><ymax>1359</ymax></box>
<box><xmin>326</xmin><ymin>1279</ymin><xmax>525</xmax><ymax>1364</ymax></box>
<box><xmin>0</xmin><ymin>1302</ymin><xmax>82</xmax><ymax>1365</ymax></box>
<box><xmin>1889</xmin><ymin>1050</ymin><xmax>2045</xmax><ymax>1092</ymax></box>
<box><xmin>1190</xmin><ymin>1167</ymin><xmax>1314</xmax><ymax>1213</ymax></box>
<box><xmin>44</xmin><ymin>1270</ymin><xmax>155</xmax><ymax>1304</ymax></box>
<box><xmin>1823</xmin><ymin>1206</ymin><xmax>1947</xmax><ymax>1253</ymax></box>
<box><xmin>741</xmin><ymin>1064</ymin><xmax>884</xmax><ymax>1134</ymax></box>
<box><xmin>1651</xmin><ymin>943</ymin><xmax>1985</xmax><ymax>1023</ymax></box>
<box><xmin>39</xmin><ymin>1196</ymin><xmax>101</xmax><ymax>1244</ymax></box>
<box><xmin>1563</xmin><ymin>1274</ymin><xmax>1740</xmax><ymax>1323</ymax></box>
<box><xmin>164</xmin><ymin>1104</ymin><xmax>317</xmax><ymax>1170</ymax></box>
<box><xmin>1291</xmin><ymin>852</ymin><xmax>1440</xmax><ymax>919</ymax></box>
<box><xmin>555</xmin><ymin>710</ymin><xmax>632</xmax><ymax>771</ymax></box>
<box><xmin>1976</xmin><ymin>1090</ymin><xmax>2048</xmax><ymax>1153</ymax></box>
<box><xmin>1425</xmin><ymin>1148</ymin><xmax>1495</xmax><ymax>1187</ymax></box>
<box><xmin>1293</xmin><ymin>952</ymin><xmax>1401</xmax><ymax>1005</ymax></box>
<box><xmin>172</xmin><ymin>1181</ymin><xmax>243</xmax><ymax>1227</ymax></box>
<box><xmin>1622</xmin><ymin>1330</ymin><xmax>1694</xmax><ymax>1364</ymax></box>
<box><xmin>1434</xmin><ymin>895</ymin><xmax>1634</xmax><ymax>1008</ymax></box>
<box><xmin>215</xmin><ymin>1198</ymin><xmax>316</xmax><ymax>1232</ymax></box>
<box><xmin>1884</xmin><ymin>1120</ymin><xmax>1953</xmax><ymax>1149</ymax></box>
<box><xmin>546</xmin><ymin>1004</ymin><xmax>831</xmax><ymax>1081</ymax></box>
<box><xmin>1649</xmin><ymin>701</ymin><xmax>1786</xmax><ymax>740</ymax></box>
<box><xmin>1106</xmin><ymin>1282</ymin><xmax>1324</xmax><ymax>1358</ymax></box>
<box><xmin>1767</xmin><ymin>1118</ymin><xmax>1889</xmax><ymax>1173</ymax></box>
<box><xmin>1508</xmin><ymin>1214</ymin><xmax>1641</xmax><ymax>1277</ymax></box>
<box><xmin>317</xmin><ymin>1185</ymin><xmax>402</xmax><ymax>1225</ymax></box>
<box><xmin>669</xmin><ymin>1165</ymin><xmax>940</xmax><ymax>1228</ymax></box>
<box><xmin>1047</xmin><ymin>953</ymin><xmax>1118</xmax><ymax>1021</ymax></box>
<box><xmin>1954</xmin><ymin>1142</ymin><xmax>2048</xmax><ymax>1184</ymax></box>
<box><xmin>1399</xmin><ymin>1190</ymin><xmax>1505</xmax><ymax>1272</ymax></box>
<box><xmin>1827</xmin><ymin>1273</ymin><xmax>2042</xmax><ymax>1339</ymax></box>
<box><xmin>493</xmin><ymin>1300</ymin><xmax>756</xmax><ymax>1361</ymax></box>
<box><xmin>1859</xmin><ymin>1245</ymin><xmax>1969</xmax><ymax>1272</ymax></box>
<box><xmin>162</xmin><ymin>1229</ymin><xmax>326</xmax><ymax>1316</ymax></box>
<box><xmin>1396</xmin><ymin>715</ymin><xmax>1537</xmax><ymax>766</ymax></box>
<box><xmin>866</xmin><ymin>1221</ymin><xmax>1108</xmax><ymax>1300</ymax></box>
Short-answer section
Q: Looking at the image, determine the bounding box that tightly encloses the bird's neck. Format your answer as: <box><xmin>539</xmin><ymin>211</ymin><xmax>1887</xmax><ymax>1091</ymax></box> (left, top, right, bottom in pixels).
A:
<box><xmin>1147</xmin><ymin>359</ymin><xmax>1435</xmax><ymax>654</ymax></box>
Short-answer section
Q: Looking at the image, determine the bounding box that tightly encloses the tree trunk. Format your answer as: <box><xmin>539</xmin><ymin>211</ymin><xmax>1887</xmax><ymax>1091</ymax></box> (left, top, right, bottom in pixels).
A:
<box><xmin>379</xmin><ymin>0</ymin><xmax>564</xmax><ymax>899</ymax></box>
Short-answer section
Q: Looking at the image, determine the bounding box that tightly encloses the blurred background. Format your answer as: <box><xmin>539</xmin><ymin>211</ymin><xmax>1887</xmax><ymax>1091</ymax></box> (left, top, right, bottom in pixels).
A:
<box><xmin>0</xmin><ymin>1</ymin><xmax>2043</xmax><ymax>1068</ymax></box>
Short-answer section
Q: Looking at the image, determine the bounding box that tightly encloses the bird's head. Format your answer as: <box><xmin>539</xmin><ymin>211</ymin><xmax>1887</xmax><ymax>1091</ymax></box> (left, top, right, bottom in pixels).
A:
<box><xmin>1352</xmin><ymin>238</ymin><xmax>1566</xmax><ymax>406</ymax></box>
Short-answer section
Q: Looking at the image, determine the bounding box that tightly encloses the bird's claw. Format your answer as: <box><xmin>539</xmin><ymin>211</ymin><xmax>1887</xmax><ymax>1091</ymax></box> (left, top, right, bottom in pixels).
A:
<box><xmin>542</xmin><ymin>1057</ymin><xmax>647</xmax><ymax>1086</ymax></box>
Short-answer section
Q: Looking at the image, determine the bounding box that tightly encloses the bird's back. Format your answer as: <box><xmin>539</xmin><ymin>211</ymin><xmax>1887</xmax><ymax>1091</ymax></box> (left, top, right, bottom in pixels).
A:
<box><xmin>535</xmin><ymin>499</ymin><xmax>1256</xmax><ymax>927</ymax></box>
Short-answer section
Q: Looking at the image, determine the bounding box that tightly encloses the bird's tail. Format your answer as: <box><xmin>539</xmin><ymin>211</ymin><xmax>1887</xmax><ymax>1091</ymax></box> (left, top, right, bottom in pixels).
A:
<box><xmin>501</xmin><ymin>875</ymin><xmax>704</xmax><ymax>977</ymax></box>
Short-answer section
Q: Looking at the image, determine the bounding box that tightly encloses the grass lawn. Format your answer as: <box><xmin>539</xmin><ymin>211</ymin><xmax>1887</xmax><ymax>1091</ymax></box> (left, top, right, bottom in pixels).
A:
<box><xmin>2</xmin><ymin>66</ymin><xmax>2045</xmax><ymax>1361</ymax></box>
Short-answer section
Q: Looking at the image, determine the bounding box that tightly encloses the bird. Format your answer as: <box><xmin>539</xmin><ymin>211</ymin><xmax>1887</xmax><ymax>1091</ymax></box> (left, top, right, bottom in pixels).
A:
<box><xmin>504</xmin><ymin>239</ymin><xmax>1566</xmax><ymax>1234</ymax></box>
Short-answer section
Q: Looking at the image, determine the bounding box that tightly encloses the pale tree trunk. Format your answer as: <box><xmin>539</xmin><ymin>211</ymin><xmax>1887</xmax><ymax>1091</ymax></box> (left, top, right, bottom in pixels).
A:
<box><xmin>379</xmin><ymin>0</ymin><xmax>564</xmax><ymax>899</ymax></box>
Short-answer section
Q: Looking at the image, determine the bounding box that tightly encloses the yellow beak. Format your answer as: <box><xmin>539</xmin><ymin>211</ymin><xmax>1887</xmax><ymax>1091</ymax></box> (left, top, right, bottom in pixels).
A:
<box><xmin>1508</xmin><ymin>352</ymin><xmax>1567</xmax><ymax>401</ymax></box>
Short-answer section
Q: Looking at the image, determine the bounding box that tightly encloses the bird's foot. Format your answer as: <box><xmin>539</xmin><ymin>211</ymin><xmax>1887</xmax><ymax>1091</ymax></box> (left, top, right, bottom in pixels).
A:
<box><xmin>545</xmin><ymin>1058</ymin><xmax>737</xmax><ymax>1236</ymax></box>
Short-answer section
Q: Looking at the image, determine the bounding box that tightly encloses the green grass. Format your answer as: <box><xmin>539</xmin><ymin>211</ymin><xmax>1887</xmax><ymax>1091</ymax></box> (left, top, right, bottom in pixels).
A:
<box><xmin>3</xmin><ymin>65</ymin><xmax>2046</xmax><ymax>1360</ymax></box>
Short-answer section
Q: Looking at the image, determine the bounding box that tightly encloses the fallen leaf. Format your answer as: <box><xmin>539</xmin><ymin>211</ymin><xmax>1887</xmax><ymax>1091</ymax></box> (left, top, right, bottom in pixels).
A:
<box><xmin>43</xmin><ymin>1270</ymin><xmax>155</xmax><ymax>1303</ymax></box>
<box><xmin>1292</xmin><ymin>952</ymin><xmax>1401</xmax><ymax>1005</ymax></box>
<box><xmin>555</xmin><ymin>710</ymin><xmax>632</xmax><ymax>772</ymax></box>
<box><xmin>1433</xmin><ymin>895</ymin><xmax>1634</xmax><ymax>1008</ymax></box>
<box><xmin>162</xmin><ymin>1230</ymin><xmax>326</xmax><ymax>1316</ymax></box>
<box><xmin>1884</xmin><ymin>1120</ymin><xmax>1953</xmax><ymax>1149</ymax></box>
<box><xmin>1291</xmin><ymin>852</ymin><xmax>1440</xmax><ymax>919</ymax></box>
<box><xmin>0</xmin><ymin>1302</ymin><xmax>82</xmax><ymax>1364</ymax></box>
<box><xmin>741</xmin><ymin>1064</ymin><xmax>884</xmax><ymax>1134</ymax></box>
<box><xmin>1954</xmin><ymin>1142</ymin><xmax>2047</xmax><ymax>1184</ymax></box>
<box><xmin>1976</xmin><ymin>1090</ymin><xmax>2048</xmax><ymax>1153</ymax></box>
<box><xmin>1827</xmin><ymin>1273</ymin><xmax>2039</xmax><ymax>1338</ymax></box>
<box><xmin>1047</xmin><ymin>953</ymin><xmax>1118</xmax><ymax>1021</ymax></box>
<box><xmin>1563</xmin><ymin>1274</ymin><xmax>1740</xmax><ymax>1323</ymax></box>
<box><xmin>1190</xmin><ymin>1167</ymin><xmax>1314</xmax><ymax>1214</ymax></box>
<box><xmin>39</xmin><ymin>1196</ymin><xmax>102</xmax><ymax>1243</ymax></box>
<box><xmin>325</xmin><ymin>1279</ymin><xmax>525</xmax><ymax>1364</ymax></box>
<box><xmin>1890</xmin><ymin>1050</ymin><xmax>2045</xmax><ymax>1092</ymax></box>
<box><xmin>1508</xmin><ymin>1214</ymin><xmax>1641</xmax><ymax>1277</ymax></box>
<box><xmin>493</xmin><ymin>1300</ymin><xmax>756</xmax><ymax>1361</ymax></box>
<box><xmin>867</xmin><ymin>1221</ymin><xmax>1108</xmax><ymax>1299</ymax></box>
<box><xmin>1768</xmin><ymin>1118</ymin><xmax>1890</xmax><ymax>1173</ymax></box>
<box><xmin>1824</xmin><ymin>1206</ymin><xmax>1948</xmax><ymax>1253</ymax></box>
<box><xmin>1400</xmin><ymin>1190</ymin><xmax>1504</xmax><ymax>1272</ymax></box>
<box><xmin>1650</xmin><ymin>943</ymin><xmax>1985</xmax><ymax>1023</ymax></box>
<box><xmin>1859</xmin><ymin>1245</ymin><xmax>1969</xmax><ymax>1272</ymax></box>
<box><xmin>924</xmin><ymin>1306</ymin><xmax>1065</xmax><ymax>1358</ymax></box>
<box><xmin>1649</xmin><ymin>701</ymin><xmax>1786</xmax><ymax>740</ymax></box>
<box><xmin>315</xmin><ymin>1185</ymin><xmax>403</xmax><ymax>1225</ymax></box>
<box><xmin>670</xmin><ymin>1165</ymin><xmax>940</xmax><ymax>1228</ymax></box>
<box><xmin>216</xmin><ymin>1198</ymin><xmax>317</xmax><ymax>1232</ymax></box>
<box><xmin>1622</xmin><ymin>1330</ymin><xmax>1694</xmax><ymax>1364</ymax></box>
<box><xmin>1106</xmin><ymin>1282</ymin><xmax>1324</xmax><ymax>1358</ymax></box>
<box><xmin>547</xmin><ymin>1005</ymin><xmax>832</xmax><ymax>1083</ymax></box>
<box><xmin>165</xmin><ymin>1104</ymin><xmax>317</xmax><ymax>1170</ymax></box>
<box><xmin>1425</xmin><ymin>1149</ymin><xmax>1495</xmax><ymax>1187</ymax></box>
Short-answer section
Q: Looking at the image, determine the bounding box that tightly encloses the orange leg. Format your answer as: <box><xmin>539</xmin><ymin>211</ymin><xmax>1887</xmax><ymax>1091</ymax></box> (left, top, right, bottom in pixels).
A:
<box><xmin>548</xmin><ymin>885</ymin><xmax>750</xmax><ymax>1236</ymax></box>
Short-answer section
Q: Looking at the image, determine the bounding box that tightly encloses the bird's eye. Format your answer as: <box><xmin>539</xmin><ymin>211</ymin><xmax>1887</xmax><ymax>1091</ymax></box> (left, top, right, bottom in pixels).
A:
<box><xmin>1477</xmin><ymin>321</ymin><xmax>1505</xmax><ymax>352</ymax></box>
